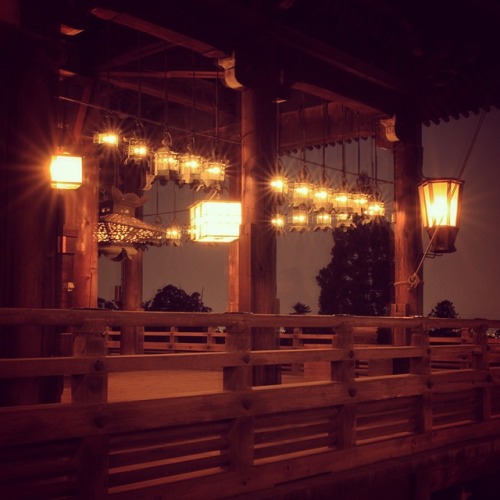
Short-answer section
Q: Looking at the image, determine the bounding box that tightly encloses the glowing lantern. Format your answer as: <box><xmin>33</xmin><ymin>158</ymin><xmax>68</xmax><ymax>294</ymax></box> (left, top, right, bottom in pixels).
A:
<box><xmin>50</xmin><ymin>154</ymin><xmax>82</xmax><ymax>190</ymax></box>
<box><xmin>127</xmin><ymin>139</ymin><xmax>148</xmax><ymax>159</ymax></box>
<box><xmin>154</xmin><ymin>146</ymin><xmax>179</xmax><ymax>178</ymax></box>
<box><xmin>314</xmin><ymin>211</ymin><xmax>332</xmax><ymax>231</ymax></box>
<box><xmin>189</xmin><ymin>200</ymin><xmax>241</xmax><ymax>242</ymax></box>
<box><xmin>93</xmin><ymin>132</ymin><xmax>119</xmax><ymax>146</ymax></box>
<box><xmin>179</xmin><ymin>153</ymin><xmax>203</xmax><ymax>184</ymax></box>
<box><xmin>270</xmin><ymin>175</ymin><xmax>289</xmax><ymax>195</ymax></box>
<box><xmin>289</xmin><ymin>208</ymin><xmax>309</xmax><ymax>232</ymax></box>
<box><xmin>418</xmin><ymin>178</ymin><xmax>464</xmax><ymax>253</ymax></box>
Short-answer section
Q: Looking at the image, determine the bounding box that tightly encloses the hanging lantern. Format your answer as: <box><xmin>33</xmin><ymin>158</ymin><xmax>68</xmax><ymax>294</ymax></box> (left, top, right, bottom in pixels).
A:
<box><xmin>313</xmin><ymin>185</ymin><xmax>334</xmax><ymax>212</ymax></box>
<box><xmin>98</xmin><ymin>187</ymin><xmax>164</xmax><ymax>260</ymax></box>
<box><xmin>165</xmin><ymin>220</ymin><xmax>183</xmax><ymax>246</ymax></box>
<box><xmin>314</xmin><ymin>211</ymin><xmax>333</xmax><ymax>231</ymax></box>
<box><xmin>351</xmin><ymin>192</ymin><xmax>369</xmax><ymax>215</ymax></box>
<box><xmin>93</xmin><ymin>132</ymin><xmax>119</xmax><ymax>146</ymax></box>
<box><xmin>127</xmin><ymin>138</ymin><xmax>148</xmax><ymax>159</ymax></box>
<box><xmin>271</xmin><ymin>213</ymin><xmax>286</xmax><ymax>233</ymax></box>
<box><xmin>418</xmin><ymin>178</ymin><xmax>464</xmax><ymax>253</ymax></box>
<box><xmin>50</xmin><ymin>154</ymin><xmax>83</xmax><ymax>190</ymax></box>
<box><xmin>179</xmin><ymin>152</ymin><xmax>204</xmax><ymax>184</ymax></box>
<box><xmin>189</xmin><ymin>200</ymin><xmax>241</xmax><ymax>242</ymax></box>
<box><xmin>332</xmin><ymin>190</ymin><xmax>354</xmax><ymax>224</ymax></box>
<box><xmin>290</xmin><ymin>180</ymin><xmax>314</xmax><ymax>208</ymax></box>
<box><xmin>366</xmin><ymin>199</ymin><xmax>386</xmax><ymax>219</ymax></box>
<box><xmin>154</xmin><ymin>145</ymin><xmax>180</xmax><ymax>179</ymax></box>
<box><xmin>270</xmin><ymin>175</ymin><xmax>289</xmax><ymax>195</ymax></box>
<box><xmin>289</xmin><ymin>208</ymin><xmax>309</xmax><ymax>232</ymax></box>
<box><xmin>201</xmin><ymin>159</ymin><xmax>226</xmax><ymax>187</ymax></box>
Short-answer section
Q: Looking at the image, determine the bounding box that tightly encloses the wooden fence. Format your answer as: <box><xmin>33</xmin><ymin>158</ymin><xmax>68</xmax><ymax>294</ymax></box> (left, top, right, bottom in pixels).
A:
<box><xmin>1</xmin><ymin>308</ymin><xmax>500</xmax><ymax>499</ymax></box>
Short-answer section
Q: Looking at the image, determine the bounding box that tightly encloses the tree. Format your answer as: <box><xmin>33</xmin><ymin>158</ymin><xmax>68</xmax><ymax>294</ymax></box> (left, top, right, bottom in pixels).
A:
<box><xmin>316</xmin><ymin>217</ymin><xmax>394</xmax><ymax>316</ymax></box>
<box><xmin>291</xmin><ymin>302</ymin><xmax>311</xmax><ymax>315</ymax></box>
<box><xmin>144</xmin><ymin>284</ymin><xmax>212</xmax><ymax>312</ymax></box>
<box><xmin>428</xmin><ymin>299</ymin><xmax>460</xmax><ymax>337</ymax></box>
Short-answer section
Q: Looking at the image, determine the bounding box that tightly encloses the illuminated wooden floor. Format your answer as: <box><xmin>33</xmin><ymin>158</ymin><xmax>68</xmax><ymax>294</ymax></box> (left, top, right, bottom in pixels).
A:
<box><xmin>62</xmin><ymin>369</ymin><xmax>304</xmax><ymax>402</ymax></box>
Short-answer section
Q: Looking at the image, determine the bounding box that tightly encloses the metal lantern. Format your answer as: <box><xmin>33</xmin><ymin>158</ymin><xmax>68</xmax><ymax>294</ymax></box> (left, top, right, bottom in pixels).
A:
<box><xmin>270</xmin><ymin>175</ymin><xmax>289</xmax><ymax>196</ymax></box>
<box><xmin>313</xmin><ymin>185</ymin><xmax>334</xmax><ymax>212</ymax></box>
<box><xmin>418</xmin><ymin>178</ymin><xmax>464</xmax><ymax>253</ymax></box>
<box><xmin>314</xmin><ymin>211</ymin><xmax>333</xmax><ymax>231</ymax></box>
<box><xmin>271</xmin><ymin>213</ymin><xmax>286</xmax><ymax>233</ymax></box>
<box><xmin>165</xmin><ymin>220</ymin><xmax>183</xmax><ymax>246</ymax></box>
<box><xmin>49</xmin><ymin>154</ymin><xmax>83</xmax><ymax>190</ymax></box>
<box><xmin>93</xmin><ymin>132</ymin><xmax>119</xmax><ymax>146</ymax></box>
<box><xmin>366</xmin><ymin>199</ymin><xmax>386</xmax><ymax>219</ymax></box>
<box><xmin>290</xmin><ymin>180</ymin><xmax>314</xmax><ymax>208</ymax></box>
<box><xmin>154</xmin><ymin>146</ymin><xmax>180</xmax><ymax>179</ymax></box>
<box><xmin>179</xmin><ymin>152</ymin><xmax>203</xmax><ymax>184</ymax></box>
<box><xmin>289</xmin><ymin>208</ymin><xmax>309</xmax><ymax>232</ymax></box>
<box><xmin>127</xmin><ymin>138</ymin><xmax>148</xmax><ymax>160</ymax></box>
<box><xmin>189</xmin><ymin>200</ymin><xmax>241</xmax><ymax>242</ymax></box>
<box><xmin>201</xmin><ymin>159</ymin><xmax>226</xmax><ymax>187</ymax></box>
<box><xmin>351</xmin><ymin>192</ymin><xmax>369</xmax><ymax>215</ymax></box>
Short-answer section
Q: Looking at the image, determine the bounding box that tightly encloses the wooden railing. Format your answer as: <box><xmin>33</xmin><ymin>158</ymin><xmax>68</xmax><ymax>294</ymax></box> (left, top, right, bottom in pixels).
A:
<box><xmin>1</xmin><ymin>308</ymin><xmax>500</xmax><ymax>499</ymax></box>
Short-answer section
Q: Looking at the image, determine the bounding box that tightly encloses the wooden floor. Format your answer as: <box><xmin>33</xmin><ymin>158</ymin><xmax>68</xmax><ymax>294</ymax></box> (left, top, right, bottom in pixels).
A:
<box><xmin>62</xmin><ymin>369</ymin><xmax>304</xmax><ymax>402</ymax></box>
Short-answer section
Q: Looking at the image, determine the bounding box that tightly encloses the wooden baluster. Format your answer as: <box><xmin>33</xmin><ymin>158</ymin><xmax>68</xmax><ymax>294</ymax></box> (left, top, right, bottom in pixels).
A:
<box><xmin>168</xmin><ymin>326</ymin><xmax>178</xmax><ymax>351</ymax></box>
<box><xmin>71</xmin><ymin>321</ymin><xmax>108</xmax><ymax>403</ymax></box>
<box><xmin>72</xmin><ymin>320</ymin><xmax>108</xmax><ymax>499</ymax></box>
<box><xmin>207</xmin><ymin>326</ymin><xmax>214</xmax><ymax>350</ymax></box>
<box><xmin>332</xmin><ymin>325</ymin><xmax>356</xmax><ymax>448</ymax></box>
<box><xmin>473</xmin><ymin>325</ymin><xmax>492</xmax><ymax>422</ymax></box>
<box><xmin>224</xmin><ymin>319</ymin><xmax>253</xmax><ymax>471</ymax></box>
<box><xmin>291</xmin><ymin>327</ymin><xmax>303</xmax><ymax>374</ymax></box>
<box><xmin>410</xmin><ymin>327</ymin><xmax>433</xmax><ymax>434</ymax></box>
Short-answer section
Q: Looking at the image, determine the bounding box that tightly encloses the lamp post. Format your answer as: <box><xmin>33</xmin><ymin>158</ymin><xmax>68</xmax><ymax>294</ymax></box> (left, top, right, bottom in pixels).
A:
<box><xmin>418</xmin><ymin>178</ymin><xmax>464</xmax><ymax>253</ymax></box>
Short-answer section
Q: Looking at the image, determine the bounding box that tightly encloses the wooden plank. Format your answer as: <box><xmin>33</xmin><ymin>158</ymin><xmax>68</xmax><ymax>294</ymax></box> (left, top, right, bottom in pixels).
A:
<box><xmin>255</xmin><ymin>436</ymin><xmax>331</xmax><ymax>461</ymax></box>
<box><xmin>255</xmin><ymin>422</ymin><xmax>332</xmax><ymax>445</ymax></box>
<box><xmin>110</xmin><ymin>436</ymin><xmax>228</xmax><ymax>468</ymax></box>
<box><xmin>109</xmin><ymin>453</ymin><xmax>228</xmax><ymax>487</ymax></box>
<box><xmin>2</xmin><ymin>307</ymin><xmax>499</xmax><ymax>332</ymax></box>
<box><xmin>255</xmin><ymin>406</ymin><xmax>336</xmax><ymax>429</ymax></box>
<box><xmin>76</xmin><ymin>435</ymin><xmax>109</xmax><ymax>499</ymax></box>
<box><xmin>109</xmin><ymin>421</ymin><xmax>230</xmax><ymax>452</ymax></box>
<box><xmin>107</xmin><ymin>421</ymin><xmax>500</xmax><ymax>500</ymax></box>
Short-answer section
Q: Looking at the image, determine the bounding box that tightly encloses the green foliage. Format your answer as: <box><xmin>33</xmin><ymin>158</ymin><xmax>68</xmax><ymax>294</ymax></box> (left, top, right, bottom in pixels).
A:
<box><xmin>316</xmin><ymin>217</ymin><xmax>394</xmax><ymax>316</ymax></box>
<box><xmin>144</xmin><ymin>284</ymin><xmax>212</xmax><ymax>312</ymax></box>
<box><xmin>428</xmin><ymin>299</ymin><xmax>460</xmax><ymax>337</ymax></box>
<box><xmin>291</xmin><ymin>302</ymin><xmax>311</xmax><ymax>315</ymax></box>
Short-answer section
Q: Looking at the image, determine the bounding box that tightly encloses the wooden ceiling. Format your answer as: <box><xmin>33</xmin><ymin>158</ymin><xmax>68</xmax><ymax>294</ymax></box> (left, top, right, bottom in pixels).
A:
<box><xmin>57</xmin><ymin>0</ymin><xmax>500</xmax><ymax>153</ymax></box>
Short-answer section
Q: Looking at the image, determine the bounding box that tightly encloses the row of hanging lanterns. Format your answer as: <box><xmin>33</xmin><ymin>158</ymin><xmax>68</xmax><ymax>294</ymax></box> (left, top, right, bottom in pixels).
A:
<box><xmin>94</xmin><ymin>130</ymin><xmax>227</xmax><ymax>192</ymax></box>
<box><xmin>269</xmin><ymin>168</ymin><xmax>386</xmax><ymax>233</ymax></box>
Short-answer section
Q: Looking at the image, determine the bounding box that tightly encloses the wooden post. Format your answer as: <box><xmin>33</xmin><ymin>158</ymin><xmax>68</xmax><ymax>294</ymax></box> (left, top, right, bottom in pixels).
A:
<box><xmin>71</xmin><ymin>321</ymin><xmax>108</xmax><ymax>403</ymax></box>
<box><xmin>472</xmin><ymin>326</ymin><xmax>492</xmax><ymax>422</ymax></box>
<box><xmin>224</xmin><ymin>319</ymin><xmax>253</xmax><ymax>471</ymax></box>
<box><xmin>238</xmin><ymin>69</ymin><xmax>280</xmax><ymax>385</ymax></box>
<box><xmin>121</xmin><ymin>251</ymin><xmax>144</xmax><ymax>354</ymax></box>
<box><xmin>410</xmin><ymin>327</ymin><xmax>433</xmax><ymax>433</ymax></box>
<box><xmin>332</xmin><ymin>325</ymin><xmax>356</xmax><ymax>448</ymax></box>
<box><xmin>0</xmin><ymin>4</ymin><xmax>60</xmax><ymax>405</ymax></box>
<box><xmin>72</xmin><ymin>320</ymin><xmax>108</xmax><ymax>498</ymax></box>
<box><xmin>393</xmin><ymin>113</ymin><xmax>424</xmax><ymax>317</ymax></box>
<box><xmin>72</xmin><ymin>156</ymin><xmax>99</xmax><ymax>309</ymax></box>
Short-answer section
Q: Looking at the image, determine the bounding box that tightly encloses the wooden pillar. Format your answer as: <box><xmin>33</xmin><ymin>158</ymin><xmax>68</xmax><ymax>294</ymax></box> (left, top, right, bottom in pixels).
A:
<box><xmin>239</xmin><ymin>86</ymin><xmax>278</xmax><ymax>314</ymax></box>
<box><xmin>0</xmin><ymin>1</ymin><xmax>61</xmax><ymax>405</ymax></box>
<box><xmin>72</xmin><ymin>156</ymin><xmax>99</xmax><ymax>309</ymax></box>
<box><xmin>121</xmin><ymin>251</ymin><xmax>144</xmax><ymax>354</ymax></box>
<box><xmin>393</xmin><ymin>113</ymin><xmax>424</xmax><ymax>317</ymax></box>
<box><xmin>238</xmin><ymin>74</ymin><xmax>280</xmax><ymax>385</ymax></box>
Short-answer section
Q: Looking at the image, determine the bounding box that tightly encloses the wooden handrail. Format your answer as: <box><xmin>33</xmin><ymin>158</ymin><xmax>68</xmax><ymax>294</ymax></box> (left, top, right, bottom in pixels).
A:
<box><xmin>1</xmin><ymin>307</ymin><xmax>500</xmax><ymax>499</ymax></box>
